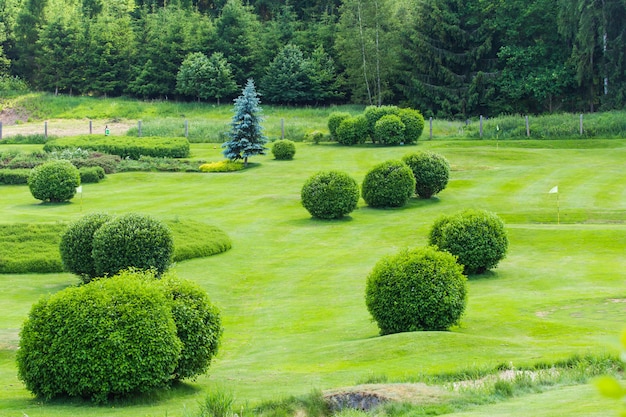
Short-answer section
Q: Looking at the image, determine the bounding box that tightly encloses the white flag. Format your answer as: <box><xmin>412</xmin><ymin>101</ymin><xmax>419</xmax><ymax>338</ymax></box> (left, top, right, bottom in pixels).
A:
<box><xmin>76</xmin><ymin>186</ymin><xmax>83</xmax><ymax>194</ymax></box>
<box><xmin>548</xmin><ymin>185</ymin><xmax>558</xmax><ymax>194</ymax></box>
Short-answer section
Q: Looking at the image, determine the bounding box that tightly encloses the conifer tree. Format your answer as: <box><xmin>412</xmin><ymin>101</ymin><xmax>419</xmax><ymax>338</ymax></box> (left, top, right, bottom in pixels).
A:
<box><xmin>222</xmin><ymin>79</ymin><xmax>267</xmax><ymax>167</ymax></box>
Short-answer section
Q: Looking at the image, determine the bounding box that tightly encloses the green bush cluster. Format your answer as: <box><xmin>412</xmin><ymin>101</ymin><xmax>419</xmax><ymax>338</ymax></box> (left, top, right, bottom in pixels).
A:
<box><xmin>361</xmin><ymin>160</ymin><xmax>415</xmax><ymax>208</ymax></box>
<box><xmin>301</xmin><ymin>171</ymin><xmax>360</xmax><ymax>219</ymax></box>
<box><xmin>71</xmin><ymin>152</ymin><xmax>121</xmax><ymax>174</ymax></box>
<box><xmin>0</xmin><ymin>168</ymin><xmax>30</xmax><ymax>184</ymax></box>
<box><xmin>60</xmin><ymin>213</ymin><xmax>173</xmax><ymax>281</ymax></box>
<box><xmin>271</xmin><ymin>139</ymin><xmax>296</xmax><ymax>160</ymax></box>
<box><xmin>44</xmin><ymin>135</ymin><xmax>190</xmax><ymax>159</ymax></box>
<box><xmin>28</xmin><ymin>160</ymin><xmax>80</xmax><ymax>203</ymax></box>
<box><xmin>79</xmin><ymin>166</ymin><xmax>106</xmax><ymax>183</ymax></box>
<box><xmin>0</xmin><ymin>133</ymin><xmax>48</xmax><ymax>144</ymax></box>
<box><xmin>60</xmin><ymin>213</ymin><xmax>112</xmax><ymax>282</ymax></box>
<box><xmin>365</xmin><ymin>246</ymin><xmax>467</xmax><ymax>334</ymax></box>
<box><xmin>17</xmin><ymin>269</ymin><xmax>222</xmax><ymax>403</ymax></box>
<box><xmin>327</xmin><ymin>112</ymin><xmax>352</xmax><ymax>139</ymax></box>
<box><xmin>1</xmin><ymin>150</ymin><xmax>47</xmax><ymax>169</ymax></box>
<box><xmin>429</xmin><ymin>209</ymin><xmax>509</xmax><ymax>274</ymax></box>
<box><xmin>304</xmin><ymin>130</ymin><xmax>325</xmax><ymax>144</ymax></box>
<box><xmin>402</xmin><ymin>151</ymin><xmax>450</xmax><ymax>198</ymax></box>
<box><xmin>199</xmin><ymin>160</ymin><xmax>245</xmax><ymax>172</ymax></box>
<box><xmin>329</xmin><ymin>106</ymin><xmax>424</xmax><ymax>146</ymax></box>
<box><xmin>374</xmin><ymin>114</ymin><xmax>406</xmax><ymax>145</ymax></box>
<box><xmin>335</xmin><ymin>114</ymin><xmax>369</xmax><ymax>145</ymax></box>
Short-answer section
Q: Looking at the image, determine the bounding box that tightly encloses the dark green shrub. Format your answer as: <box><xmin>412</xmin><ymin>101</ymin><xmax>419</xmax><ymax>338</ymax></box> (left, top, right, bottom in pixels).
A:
<box><xmin>157</xmin><ymin>274</ymin><xmax>222</xmax><ymax>380</ymax></box>
<box><xmin>92</xmin><ymin>213</ymin><xmax>174</xmax><ymax>277</ymax></box>
<box><xmin>60</xmin><ymin>213</ymin><xmax>112</xmax><ymax>282</ymax></box>
<box><xmin>374</xmin><ymin>114</ymin><xmax>406</xmax><ymax>145</ymax></box>
<box><xmin>361</xmin><ymin>160</ymin><xmax>415</xmax><ymax>208</ymax></box>
<box><xmin>398</xmin><ymin>108</ymin><xmax>425</xmax><ymax>143</ymax></box>
<box><xmin>327</xmin><ymin>112</ymin><xmax>352</xmax><ymax>139</ymax></box>
<box><xmin>301</xmin><ymin>171</ymin><xmax>360</xmax><ymax>219</ymax></box>
<box><xmin>44</xmin><ymin>135</ymin><xmax>190</xmax><ymax>159</ymax></box>
<box><xmin>79</xmin><ymin>166</ymin><xmax>105</xmax><ymax>183</ymax></box>
<box><xmin>71</xmin><ymin>153</ymin><xmax>121</xmax><ymax>174</ymax></box>
<box><xmin>6</xmin><ymin>151</ymin><xmax>47</xmax><ymax>169</ymax></box>
<box><xmin>28</xmin><ymin>160</ymin><xmax>80</xmax><ymax>203</ymax></box>
<box><xmin>271</xmin><ymin>139</ymin><xmax>296</xmax><ymax>160</ymax></box>
<box><xmin>365</xmin><ymin>246</ymin><xmax>467</xmax><ymax>334</ymax></box>
<box><xmin>335</xmin><ymin>115</ymin><xmax>369</xmax><ymax>145</ymax></box>
<box><xmin>16</xmin><ymin>273</ymin><xmax>182</xmax><ymax>403</ymax></box>
<box><xmin>402</xmin><ymin>151</ymin><xmax>450</xmax><ymax>198</ymax></box>
<box><xmin>0</xmin><ymin>169</ymin><xmax>30</xmax><ymax>184</ymax></box>
<box><xmin>429</xmin><ymin>209</ymin><xmax>509</xmax><ymax>274</ymax></box>
<box><xmin>363</xmin><ymin>105</ymin><xmax>399</xmax><ymax>141</ymax></box>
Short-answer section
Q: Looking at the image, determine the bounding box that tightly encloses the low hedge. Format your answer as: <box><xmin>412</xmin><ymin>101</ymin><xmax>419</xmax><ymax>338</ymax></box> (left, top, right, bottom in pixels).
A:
<box><xmin>0</xmin><ymin>169</ymin><xmax>30</xmax><ymax>185</ymax></box>
<box><xmin>44</xmin><ymin>135</ymin><xmax>190</xmax><ymax>159</ymax></box>
<box><xmin>1</xmin><ymin>220</ymin><xmax>231</xmax><ymax>275</ymax></box>
<box><xmin>79</xmin><ymin>166</ymin><xmax>106</xmax><ymax>183</ymax></box>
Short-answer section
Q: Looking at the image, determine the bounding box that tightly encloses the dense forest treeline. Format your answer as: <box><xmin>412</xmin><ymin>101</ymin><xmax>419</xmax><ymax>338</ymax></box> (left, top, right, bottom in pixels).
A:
<box><xmin>1</xmin><ymin>0</ymin><xmax>625</xmax><ymax>118</ymax></box>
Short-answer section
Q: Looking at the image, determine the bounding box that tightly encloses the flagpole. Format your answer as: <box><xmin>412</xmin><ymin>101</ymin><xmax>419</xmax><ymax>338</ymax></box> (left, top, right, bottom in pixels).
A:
<box><xmin>556</xmin><ymin>192</ymin><xmax>559</xmax><ymax>225</ymax></box>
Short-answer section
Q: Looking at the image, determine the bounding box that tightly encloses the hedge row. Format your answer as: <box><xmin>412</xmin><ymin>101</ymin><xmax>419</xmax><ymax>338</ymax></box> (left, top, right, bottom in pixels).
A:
<box><xmin>44</xmin><ymin>135</ymin><xmax>190</xmax><ymax>159</ymax></box>
<box><xmin>0</xmin><ymin>168</ymin><xmax>30</xmax><ymax>184</ymax></box>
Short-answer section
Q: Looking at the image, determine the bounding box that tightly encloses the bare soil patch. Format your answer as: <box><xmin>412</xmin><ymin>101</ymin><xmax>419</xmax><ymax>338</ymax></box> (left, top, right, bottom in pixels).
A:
<box><xmin>0</xmin><ymin>107</ymin><xmax>29</xmax><ymax>125</ymax></box>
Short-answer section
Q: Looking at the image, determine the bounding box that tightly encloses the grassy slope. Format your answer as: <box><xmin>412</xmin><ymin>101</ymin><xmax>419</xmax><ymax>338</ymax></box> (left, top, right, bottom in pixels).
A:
<box><xmin>0</xmin><ymin>139</ymin><xmax>625</xmax><ymax>416</ymax></box>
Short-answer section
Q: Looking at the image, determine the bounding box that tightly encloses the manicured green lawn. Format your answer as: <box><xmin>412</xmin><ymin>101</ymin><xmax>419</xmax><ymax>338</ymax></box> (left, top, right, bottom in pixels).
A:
<box><xmin>0</xmin><ymin>139</ymin><xmax>625</xmax><ymax>416</ymax></box>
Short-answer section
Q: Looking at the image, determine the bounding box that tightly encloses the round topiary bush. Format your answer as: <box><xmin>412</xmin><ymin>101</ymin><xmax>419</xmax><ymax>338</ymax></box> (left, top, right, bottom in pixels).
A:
<box><xmin>79</xmin><ymin>166</ymin><xmax>106</xmax><ymax>183</ymax></box>
<box><xmin>374</xmin><ymin>114</ymin><xmax>406</xmax><ymax>145</ymax></box>
<box><xmin>301</xmin><ymin>171</ymin><xmax>360</xmax><ymax>219</ymax></box>
<box><xmin>28</xmin><ymin>160</ymin><xmax>80</xmax><ymax>203</ymax></box>
<box><xmin>365</xmin><ymin>246</ymin><xmax>467</xmax><ymax>335</ymax></box>
<box><xmin>363</xmin><ymin>105</ymin><xmax>399</xmax><ymax>141</ymax></box>
<box><xmin>328</xmin><ymin>112</ymin><xmax>352</xmax><ymax>139</ymax></box>
<box><xmin>16</xmin><ymin>273</ymin><xmax>182</xmax><ymax>403</ymax></box>
<box><xmin>92</xmin><ymin>213</ymin><xmax>174</xmax><ymax>277</ymax></box>
<box><xmin>335</xmin><ymin>115</ymin><xmax>369</xmax><ymax>145</ymax></box>
<box><xmin>271</xmin><ymin>139</ymin><xmax>296</xmax><ymax>160</ymax></box>
<box><xmin>361</xmin><ymin>160</ymin><xmax>416</xmax><ymax>208</ymax></box>
<box><xmin>402</xmin><ymin>151</ymin><xmax>450</xmax><ymax>198</ymax></box>
<box><xmin>157</xmin><ymin>274</ymin><xmax>222</xmax><ymax>380</ymax></box>
<box><xmin>428</xmin><ymin>209</ymin><xmax>509</xmax><ymax>274</ymax></box>
<box><xmin>398</xmin><ymin>108</ymin><xmax>425</xmax><ymax>143</ymax></box>
<box><xmin>60</xmin><ymin>212</ymin><xmax>112</xmax><ymax>283</ymax></box>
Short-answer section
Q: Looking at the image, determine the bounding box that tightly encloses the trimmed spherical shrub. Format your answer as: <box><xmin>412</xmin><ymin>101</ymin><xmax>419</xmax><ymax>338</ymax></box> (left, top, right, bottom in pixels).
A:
<box><xmin>92</xmin><ymin>213</ymin><xmax>174</xmax><ymax>277</ymax></box>
<box><xmin>429</xmin><ymin>209</ymin><xmax>509</xmax><ymax>274</ymax></box>
<box><xmin>361</xmin><ymin>160</ymin><xmax>416</xmax><ymax>208</ymax></box>
<box><xmin>398</xmin><ymin>108</ymin><xmax>425</xmax><ymax>143</ymax></box>
<box><xmin>157</xmin><ymin>274</ymin><xmax>222</xmax><ymax>380</ymax></box>
<box><xmin>374</xmin><ymin>114</ymin><xmax>406</xmax><ymax>145</ymax></box>
<box><xmin>365</xmin><ymin>246</ymin><xmax>467</xmax><ymax>335</ymax></box>
<box><xmin>301</xmin><ymin>171</ymin><xmax>360</xmax><ymax>219</ymax></box>
<box><xmin>28</xmin><ymin>160</ymin><xmax>80</xmax><ymax>203</ymax></box>
<box><xmin>16</xmin><ymin>273</ymin><xmax>182</xmax><ymax>403</ymax></box>
<box><xmin>60</xmin><ymin>212</ymin><xmax>112</xmax><ymax>283</ymax></box>
<box><xmin>402</xmin><ymin>151</ymin><xmax>450</xmax><ymax>198</ymax></box>
<box><xmin>363</xmin><ymin>105</ymin><xmax>400</xmax><ymax>141</ymax></box>
<box><xmin>335</xmin><ymin>115</ymin><xmax>369</xmax><ymax>145</ymax></box>
<box><xmin>328</xmin><ymin>112</ymin><xmax>352</xmax><ymax>139</ymax></box>
<box><xmin>271</xmin><ymin>139</ymin><xmax>296</xmax><ymax>160</ymax></box>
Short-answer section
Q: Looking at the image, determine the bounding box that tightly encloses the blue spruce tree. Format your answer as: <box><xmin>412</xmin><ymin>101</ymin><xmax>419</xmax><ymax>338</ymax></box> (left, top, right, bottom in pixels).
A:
<box><xmin>222</xmin><ymin>79</ymin><xmax>268</xmax><ymax>167</ymax></box>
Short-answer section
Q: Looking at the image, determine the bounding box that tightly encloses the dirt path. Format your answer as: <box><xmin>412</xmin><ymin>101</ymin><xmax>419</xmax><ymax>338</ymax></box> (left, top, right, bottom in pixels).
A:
<box><xmin>0</xmin><ymin>112</ymin><xmax>134</xmax><ymax>138</ymax></box>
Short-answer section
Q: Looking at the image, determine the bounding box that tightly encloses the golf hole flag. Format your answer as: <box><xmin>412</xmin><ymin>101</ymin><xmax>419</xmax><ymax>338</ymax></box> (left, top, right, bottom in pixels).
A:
<box><xmin>549</xmin><ymin>185</ymin><xmax>558</xmax><ymax>194</ymax></box>
<box><xmin>76</xmin><ymin>185</ymin><xmax>83</xmax><ymax>194</ymax></box>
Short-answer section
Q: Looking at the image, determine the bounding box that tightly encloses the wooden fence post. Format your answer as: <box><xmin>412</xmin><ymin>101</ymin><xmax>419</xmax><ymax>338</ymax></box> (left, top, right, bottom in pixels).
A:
<box><xmin>580</xmin><ymin>114</ymin><xmax>583</xmax><ymax>135</ymax></box>
<box><xmin>138</xmin><ymin>120</ymin><xmax>142</xmax><ymax>137</ymax></box>
<box><xmin>281</xmin><ymin>118</ymin><xmax>285</xmax><ymax>139</ymax></box>
<box><xmin>45</xmin><ymin>121</ymin><xmax>48</xmax><ymax>139</ymax></box>
<box><xmin>184</xmin><ymin>120</ymin><xmax>189</xmax><ymax>138</ymax></box>
<box><xmin>0</xmin><ymin>121</ymin><xmax>2</xmax><ymax>140</ymax></box>
<box><xmin>525</xmin><ymin>116</ymin><xmax>530</xmax><ymax>137</ymax></box>
<box><xmin>89</xmin><ymin>120</ymin><xmax>92</xmax><ymax>134</ymax></box>
<box><xmin>479</xmin><ymin>115</ymin><xmax>483</xmax><ymax>138</ymax></box>
<box><xmin>429</xmin><ymin>117</ymin><xmax>433</xmax><ymax>140</ymax></box>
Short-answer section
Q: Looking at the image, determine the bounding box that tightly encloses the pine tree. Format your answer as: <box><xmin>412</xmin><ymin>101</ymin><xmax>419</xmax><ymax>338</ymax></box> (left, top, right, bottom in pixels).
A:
<box><xmin>222</xmin><ymin>79</ymin><xmax>268</xmax><ymax>167</ymax></box>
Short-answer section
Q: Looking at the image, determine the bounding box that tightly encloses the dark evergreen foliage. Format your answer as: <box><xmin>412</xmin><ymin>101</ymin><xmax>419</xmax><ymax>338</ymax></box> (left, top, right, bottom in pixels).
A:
<box><xmin>222</xmin><ymin>79</ymin><xmax>268</xmax><ymax>166</ymax></box>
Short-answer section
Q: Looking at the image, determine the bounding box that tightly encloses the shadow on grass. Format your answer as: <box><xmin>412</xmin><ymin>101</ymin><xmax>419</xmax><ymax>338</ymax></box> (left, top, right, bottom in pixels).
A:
<box><xmin>34</xmin><ymin>380</ymin><xmax>202</xmax><ymax>408</ymax></box>
<box><xmin>466</xmin><ymin>270</ymin><xmax>499</xmax><ymax>281</ymax></box>
<box><xmin>287</xmin><ymin>215</ymin><xmax>356</xmax><ymax>227</ymax></box>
